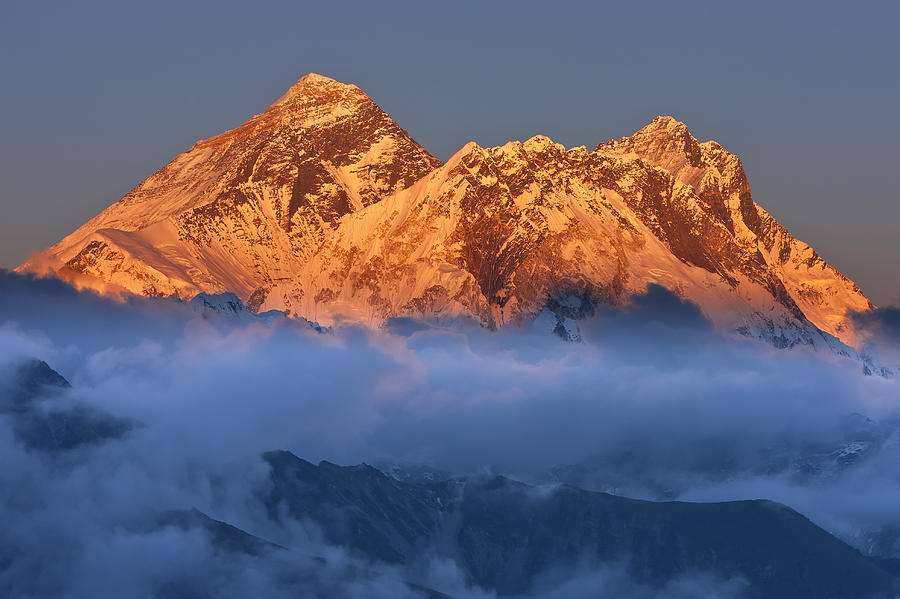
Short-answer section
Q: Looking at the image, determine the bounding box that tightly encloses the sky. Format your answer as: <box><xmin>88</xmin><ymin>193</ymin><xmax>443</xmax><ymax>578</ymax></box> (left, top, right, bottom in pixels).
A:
<box><xmin>1</xmin><ymin>0</ymin><xmax>898</xmax><ymax>305</ymax></box>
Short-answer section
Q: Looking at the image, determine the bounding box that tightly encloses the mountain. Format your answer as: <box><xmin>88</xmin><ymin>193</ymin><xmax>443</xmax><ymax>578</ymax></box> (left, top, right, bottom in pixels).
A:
<box><xmin>262</xmin><ymin>451</ymin><xmax>899</xmax><ymax>598</ymax></box>
<box><xmin>274</xmin><ymin>118</ymin><xmax>870</xmax><ymax>347</ymax></box>
<box><xmin>4</xmin><ymin>360</ymin><xmax>898</xmax><ymax>597</ymax></box>
<box><xmin>19</xmin><ymin>75</ymin><xmax>873</xmax><ymax>347</ymax></box>
<box><xmin>20</xmin><ymin>74</ymin><xmax>440</xmax><ymax>307</ymax></box>
<box><xmin>1</xmin><ymin>359</ymin><xmax>131</xmax><ymax>452</ymax></box>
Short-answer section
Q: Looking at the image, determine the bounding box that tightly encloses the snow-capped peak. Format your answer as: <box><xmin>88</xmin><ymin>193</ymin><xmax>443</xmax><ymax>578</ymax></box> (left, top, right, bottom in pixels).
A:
<box><xmin>18</xmin><ymin>79</ymin><xmax>875</xmax><ymax>354</ymax></box>
<box><xmin>269</xmin><ymin>72</ymin><xmax>367</xmax><ymax>109</ymax></box>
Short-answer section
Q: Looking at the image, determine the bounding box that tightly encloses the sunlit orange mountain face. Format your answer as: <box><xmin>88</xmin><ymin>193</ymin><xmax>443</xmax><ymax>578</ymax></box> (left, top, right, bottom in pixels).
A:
<box><xmin>19</xmin><ymin>74</ymin><xmax>874</xmax><ymax>351</ymax></box>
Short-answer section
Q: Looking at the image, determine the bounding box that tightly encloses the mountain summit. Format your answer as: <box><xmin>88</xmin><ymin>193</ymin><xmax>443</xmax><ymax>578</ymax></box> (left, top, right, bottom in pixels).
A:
<box><xmin>21</xmin><ymin>73</ymin><xmax>439</xmax><ymax>305</ymax></box>
<box><xmin>20</xmin><ymin>77</ymin><xmax>872</xmax><ymax>347</ymax></box>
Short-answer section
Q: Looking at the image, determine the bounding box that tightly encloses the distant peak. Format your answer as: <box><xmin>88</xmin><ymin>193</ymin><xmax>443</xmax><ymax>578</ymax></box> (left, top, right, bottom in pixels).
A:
<box><xmin>598</xmin><ymin>115</ymin><xmax>703</xmax><ymax>167</ymax></box>
<box><xmin>635</xmin><ymin>115</ymin><xmax>695</xmax><ymax>140</ymax></box>
<box><xmin>443</xmin><ymin>141</ymin><xmax>483</xmax><ymax>167</ymax></box>
<box><xmin>298</xmin><ymin>72</ymin><xmax>340</xmax><ymax>84</ymax></box>
<box><xmin>270</xmin><ymin>73</ymin><xmax>366</xmax><ymax>109</ymax></box>
<box><xmin>454</xmin><ymin>140</ymin><xmax>483</xmax><ymax>156</ymax></box>
<box><xmin>522</xmin><ymin>134</ymin><xmax>564</xmax><ymax>154</ymax></box>
<box><xmin>525</xmin><ymin>134</ymin><xmax>553</xmax><ymax>144</ymax></box>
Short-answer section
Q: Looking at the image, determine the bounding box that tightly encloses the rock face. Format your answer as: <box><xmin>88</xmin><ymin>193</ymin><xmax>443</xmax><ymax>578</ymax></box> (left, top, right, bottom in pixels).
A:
<box><xmin>20</xmin><ymin>75</ymin><xmax>873</xmax><ymax>347</ymax></box>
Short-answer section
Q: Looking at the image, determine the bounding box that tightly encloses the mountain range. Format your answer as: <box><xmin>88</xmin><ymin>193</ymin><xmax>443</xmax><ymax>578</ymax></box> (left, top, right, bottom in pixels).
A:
<box><xmin>6</xmin><ymin>359</ymin><xmax>899</xmax><ymax>599</ymax></box>
<box><xmin>19</xmin><ymin>74</ymin><xmax>874</xmax><ymax>349</ymax></box>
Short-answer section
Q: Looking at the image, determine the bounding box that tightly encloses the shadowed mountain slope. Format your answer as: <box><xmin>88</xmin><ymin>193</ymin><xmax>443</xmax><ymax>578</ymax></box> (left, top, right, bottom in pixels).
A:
<box><xmin>262</xmin><ymin>451</ymin><xmax>899</xmax><ymax>598</ymax></box>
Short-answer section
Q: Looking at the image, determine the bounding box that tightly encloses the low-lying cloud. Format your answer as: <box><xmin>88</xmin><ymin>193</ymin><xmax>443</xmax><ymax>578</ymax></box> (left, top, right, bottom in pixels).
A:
<box><xmin>1</xmin><ymin>270</ymin><xmax>899</xmax><ymax>597</ymax></box>
<box><xmin>854</xmin><ymin>305</ymin><xmax>900</xmax><ymax>366</ymax></box>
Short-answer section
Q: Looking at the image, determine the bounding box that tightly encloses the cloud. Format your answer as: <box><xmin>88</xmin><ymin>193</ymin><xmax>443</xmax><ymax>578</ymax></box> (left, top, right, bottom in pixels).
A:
<box><xmin>1</xmin><ymin>270</ymin><xmax>899</xmax><ymax>596</ymax></box>
<box><xmin>854</xmin><ymin>306</ymin><xmax>900</xmax><ymax>366</ymax></box>
<box><xmin>518</xmin><ymin>560</ymin><xmax>748</xmax><ymax>599</ymax></box>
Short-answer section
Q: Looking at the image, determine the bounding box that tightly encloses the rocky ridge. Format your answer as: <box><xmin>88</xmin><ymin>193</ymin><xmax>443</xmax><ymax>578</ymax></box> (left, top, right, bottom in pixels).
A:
<box><xmin>20</xmin><ymin>75</ymin><xmax>873</xmax><ymax>349</ymax></box>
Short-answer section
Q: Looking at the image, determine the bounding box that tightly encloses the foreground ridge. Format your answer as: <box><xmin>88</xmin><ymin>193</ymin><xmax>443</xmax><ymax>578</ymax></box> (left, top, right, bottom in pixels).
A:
<box><xmin>20</xmin><ymin>79</ymin><xmax>872</xmax><ymax>348</ymax></box>
<box><xmin>261</xmin><ymin>451</ymin><xmax>900</xmax><ymax>598</ymax></box>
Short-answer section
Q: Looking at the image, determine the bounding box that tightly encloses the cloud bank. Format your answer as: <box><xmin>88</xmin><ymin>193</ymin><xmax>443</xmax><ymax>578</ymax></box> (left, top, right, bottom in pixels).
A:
<box><xmin>1</xmin><ymin>270</ymin><xmax>899</xmax><ymax>597</ymax></box>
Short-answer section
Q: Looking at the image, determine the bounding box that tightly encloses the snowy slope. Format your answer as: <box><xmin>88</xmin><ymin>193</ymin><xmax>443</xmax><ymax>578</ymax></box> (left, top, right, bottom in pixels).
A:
<box><xmin>19</xmin><ymin>79</ymin><xmax>873</xmax><ymax>349</ymax></box>
<box><xmin>264</xmin><ymin>120</ymin><xmax>870</xmax><ymax>349</ymax></box>
<box><xmin>20</xmin><ymin>74</ymin><xmax>440</xmax><ymax>303</ymax></box>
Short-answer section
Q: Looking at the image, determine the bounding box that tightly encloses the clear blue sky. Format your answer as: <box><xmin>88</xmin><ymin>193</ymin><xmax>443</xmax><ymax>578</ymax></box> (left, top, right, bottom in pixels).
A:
<box><xmin>1</xmin><ymin>0</ymin><xmax>898</xmax><ymax>305</ymax></box>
